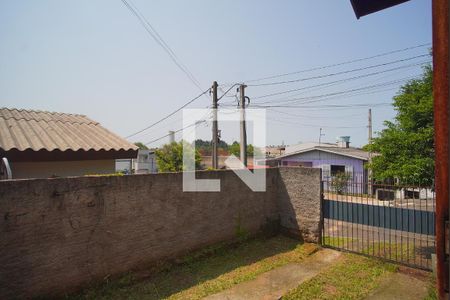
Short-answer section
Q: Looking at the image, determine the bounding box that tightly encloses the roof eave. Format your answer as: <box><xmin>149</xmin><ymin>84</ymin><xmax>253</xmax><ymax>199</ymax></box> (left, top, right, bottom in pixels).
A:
<box><xmin>1</xmin><ymin>148</ymin><xmax>138</xmax><ymax>162</ymax></box>
<box><xmin>273</xmin><ymin>147</ymin><xmax>369</xmax><ymax>161</ymax></box>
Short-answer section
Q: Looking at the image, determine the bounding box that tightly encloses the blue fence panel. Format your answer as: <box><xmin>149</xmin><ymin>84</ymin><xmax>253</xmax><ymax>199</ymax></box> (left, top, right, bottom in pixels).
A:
<box><xmin>323</xmin><ymin>199</ymin><xmax>435</xmax><ymax>235</ymax></box>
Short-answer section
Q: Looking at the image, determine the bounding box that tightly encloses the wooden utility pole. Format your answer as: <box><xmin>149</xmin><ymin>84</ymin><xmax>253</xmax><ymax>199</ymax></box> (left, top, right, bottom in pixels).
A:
<box><xmin>239</xmin><ymin>84</ymin><xmax>248</xmax><ymax>167</ymax></box>
<box><xmin>432</xmin><ymin>0</ymin><xmax>449</xmax><ymax>297</ymax></box>
<box><xmin>211</xmin><ymin>81</ymin><xmax>219</xmax><ymax>169</ymax></box>
<box><xmin>349</xmin><ymin>2</ymin><xmax>449</xmax><ymax>298</ymax></box>
<box><xmin>368</xmin><ymin>108</ymin><xmax>373</xmax><ymax>195</ymax></box>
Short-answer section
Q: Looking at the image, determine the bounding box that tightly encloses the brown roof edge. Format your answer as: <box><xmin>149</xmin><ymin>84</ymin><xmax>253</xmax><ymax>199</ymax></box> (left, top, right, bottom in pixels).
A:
<box><xmin>1</xmin><ymin>148</ymin><xmax>138</xmax><ymax>162</ymax></box>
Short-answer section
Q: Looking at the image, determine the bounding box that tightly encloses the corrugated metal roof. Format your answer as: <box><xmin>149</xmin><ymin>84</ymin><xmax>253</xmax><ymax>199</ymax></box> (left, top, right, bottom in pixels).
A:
<box><xmin>285</xmin><ymin>142</ymin><xmax>336</xmax><ymax>155</ymax></box>
<box><xmin>0</xmin><ymin>108</ymin><xmax>138</xmax><ymax>152</ymax></box>
<box><xmin>268</xmin><ymin>145</ymin><xmax>370</xmax><ymax>161</ymax></box>
<box><xmin>315</xmin><ymin>146</ymin><xmax>370</xmax><ymax>160</ymax></box>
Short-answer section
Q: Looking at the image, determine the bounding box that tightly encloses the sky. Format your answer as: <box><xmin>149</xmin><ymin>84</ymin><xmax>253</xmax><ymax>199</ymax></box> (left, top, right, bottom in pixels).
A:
<box><xmin>0</xmin><ymin>0</ymin><xmax>432</xmax><ymax>148</ymax></box>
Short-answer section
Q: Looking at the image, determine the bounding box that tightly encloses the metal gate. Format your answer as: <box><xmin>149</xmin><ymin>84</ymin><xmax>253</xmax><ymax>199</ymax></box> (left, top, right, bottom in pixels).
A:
<box><xmin>321</xmin><ymin>177</ymin><xmax>436</xmax><ymax>270</ymax></box>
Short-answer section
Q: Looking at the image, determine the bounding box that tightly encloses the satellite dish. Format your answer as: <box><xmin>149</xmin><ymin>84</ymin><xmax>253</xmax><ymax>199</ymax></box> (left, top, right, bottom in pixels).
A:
<box><xmin>0</xmin><ymin>157</ymin><xmax>12</xmax><ymax>180</ymax></box>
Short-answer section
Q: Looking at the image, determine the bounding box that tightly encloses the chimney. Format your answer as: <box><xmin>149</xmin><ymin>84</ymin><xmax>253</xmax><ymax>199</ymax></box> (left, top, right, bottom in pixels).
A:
<box><xmin>168</xmin><ymin>131</ymin><xmax>175</xmax><ymax>143</ymax></box>
<box><xmin>337</xmin><ymin>136</ymin><xmax>351</xmax><ymax>148</ymax></box>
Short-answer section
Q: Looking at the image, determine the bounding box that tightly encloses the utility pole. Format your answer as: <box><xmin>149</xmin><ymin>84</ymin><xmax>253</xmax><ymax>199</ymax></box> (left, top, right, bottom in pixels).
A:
<box><xmin>211</xmin><ymin>81</ymin><xmax>219</xmax><ymax>169</ymax></box>
<box><xmin>239</xmin><ymin>84</ymin><xmax>248</xmax><ymax>167</ymax></box>
<box><xmin>368</xmin><ymin>108</ymin><xmax>373</xmax><ymax>195</ymax></box>
<box><xmin>368</xmin><ymin>108</ymin><xmax>373</xmax><ymax>145</ymax></box>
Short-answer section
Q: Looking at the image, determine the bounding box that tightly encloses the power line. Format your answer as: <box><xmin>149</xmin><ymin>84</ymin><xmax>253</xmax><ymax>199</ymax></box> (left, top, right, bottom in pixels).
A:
<box><xmin>265</xmin><ymin>116</ymin><xmax>367</xmax><ymax>129</ymax></box>
<box><xmin>242</xmin><ymin>42</ymin><xmax>431</xmax><ymax>84</ymax></box>
<box><xmin>267</xmin><ymin>108</ymin><xmax>364</xmax><ymax>119</ymax></box>
<box><xmin>217</xmin><ymin>83</ymin><xmax>240</xmax><ymax>101</ymax></box>
<box><xmin>267</xmin><ymin>70</ymin><xmax>418</xmax><ymax>103</ymax></box>
<box><xmin>120</xmin><ymin>0</ymin><xmax>204</xmax><ymax>92</ymax></box>
<box><xmin>121</xmin><ymin>0</ymin><xmax>214</xmax><ymax>127</ymax></box>
<box><xmin>144</xmin><ymin>108</ymin><xmax>212</xmax><ymax>145</ymax></box>
<box><xmin>137</xmin><ymin>104</ymin><xmax>213</xmax><ymax>138</ymax></box>
<box><xmin>221</xmin><ymin>100</ymin><xmax>392</xmax><ymax>109</ymax></box>
<box><xmin>246</xmin><ymin>113</ymin><xmax>367</xmax><ymax>129</ymax></box>
<box><xmin>287</xmin><ymin>86</ymin><xmax>400</xmax><ymax>105</ymax></box>
<box><xmin>121</xmin><ymin>0</ymin><xmax>218</xmax><ymax>142</ymax></box>
<box><xmin>281</xmin><ymin>80</ymin><xmax>412</xmax><ymax>106</ymax></box>
<box><xmin>220</xmin><ymin>82</ymin><xmax>401</xmax><ymax>109</ymax></box>
<box><xmin>247</xmin><ymin>54</ymin><xmax>430</xmax><ymax>87</ymax></box>
<box><xmin>260</xmin><ymin>72</ymin><xmax>419</xmax><ymax>105</ymax></box>
<box><xmin>125</xmin><ymin>88</ymin><xmax>210</xmax><ymax>139</ymax></box>
<box><xmin>256</xmin><ymin>76</ymin><xmax>418</xmax><ymax>106</ymax></box>
<box><xmin>252</xmin><ymin>61</ymin><xmax>428</xmax><ymax>100</ymax></box>
<box><xmin>220</xmin><ymin>77</ymin><xmax>405</xmax><ymax>106</ymax></box>
<box><xmin>251</xmin><ymin>102</ymin><xmax>392</xmax><ymax>109</ymax></box>
<box><xmin>144</xmin><ymin>120</ymin><xmax>207</xmax><ymax>145</ymax></box>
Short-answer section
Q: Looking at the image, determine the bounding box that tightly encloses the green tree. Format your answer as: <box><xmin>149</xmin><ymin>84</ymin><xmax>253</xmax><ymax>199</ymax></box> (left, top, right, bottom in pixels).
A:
<box><xmin>229</xmin><ymin>141</ymin><xmax>241</xmax><ymax>156</ymax></box>
<box><xmin>155</xmin><ymin>141</ymin><xmax>201</xmax><ymax>172</ymax></box>
<box><xmin>331</xmin><ymin>172</ymin><xmax>351</xmax><ymax>194</ymax></box>
<box><xmin>194</xmin><ymin>139</ymin><xmax>212</xmax><ymax>155</ymax></box>
<box><xmin>194</xmin><ymin>139</ymin><xmax>229</xmax><ymax>155</ymax></box>
<box><xmin>134</xmin><ymin>142</ymin><xmax>149</xmax><ymax>150</ymax></box>
<box><xmin>366</xmin><ymin>65</ymin><xmax>434</xmax><ymax>185</ymax></box>
<box><xmin>229</xmin><ymin>141</ymin><xmax>262</xmax><ymax>157</ymax></box>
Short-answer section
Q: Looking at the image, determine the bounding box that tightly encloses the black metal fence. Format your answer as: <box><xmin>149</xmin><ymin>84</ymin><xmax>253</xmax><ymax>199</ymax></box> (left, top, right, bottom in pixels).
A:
<box><xmin>321</xmin><ymin>175</ymin><xmax>436</xmax><ymax>270</ymax></box>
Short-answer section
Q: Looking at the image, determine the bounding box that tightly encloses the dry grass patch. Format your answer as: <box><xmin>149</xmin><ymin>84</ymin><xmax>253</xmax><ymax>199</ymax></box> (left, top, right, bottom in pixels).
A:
<box><xmin>282</xmin><ymin>253</ymin><xmax>398</xmax><ymax>300</ymax></box>
<box><xmin>67</xmin><ymin>235</ymin><xmax>317</xmax><ymax>300</ymax></box>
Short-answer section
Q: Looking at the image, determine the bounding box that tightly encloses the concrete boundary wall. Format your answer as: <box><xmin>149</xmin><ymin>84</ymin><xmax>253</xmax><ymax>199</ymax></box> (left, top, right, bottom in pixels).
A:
<box><xmin>0</xmin><ymin>167</ymin><xmax>321</xmax><ymax>299</ymax></box>
<box><xmin>277</xmin><ymin>167</ymin><xmax>322</xmax><ymax>242</ymax></box>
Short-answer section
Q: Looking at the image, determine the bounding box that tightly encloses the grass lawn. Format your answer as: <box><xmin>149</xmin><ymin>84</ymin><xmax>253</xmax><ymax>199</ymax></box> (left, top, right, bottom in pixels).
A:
<box><xmin>361</xmin><ymin>241</ymin><xmax>415</xmax><ymax>261</ymax></box>
<box><xmin>324</xmin><ymin>236</ymin><xmax>416</xmax><ymax>263</ymax></box>
<box><xmin>282</xmin><ymin>253</ymin><xmax>398</xmax><ymax>300</ymax></box>
<box><xmin>423</xmin><ymin>275</ymin><xmax>438</xmax><ymax>300</ymax></box>
<box><xmin>67</xmin><ymin>235</ymin><xmax>318</xmax><ymax>300</ymax></box>
<box><xmin>322</xmin><ymin>236</ymin><xmax>355</xmax><ymax>248</ymax></box>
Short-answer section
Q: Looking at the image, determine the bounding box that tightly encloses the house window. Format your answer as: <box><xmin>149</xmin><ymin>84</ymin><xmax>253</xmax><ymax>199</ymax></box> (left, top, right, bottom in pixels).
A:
<box><xmin>331</xmin><ymin>165</ymin><xmax>345</xmax><ymax>176</ymax></box>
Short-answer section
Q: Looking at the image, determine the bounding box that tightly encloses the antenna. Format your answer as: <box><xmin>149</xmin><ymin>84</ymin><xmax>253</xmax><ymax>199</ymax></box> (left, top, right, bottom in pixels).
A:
<box><xmin>319</xmin><ymin>128</ymin><xmax>325</xmax><ymax>145</ymax></box>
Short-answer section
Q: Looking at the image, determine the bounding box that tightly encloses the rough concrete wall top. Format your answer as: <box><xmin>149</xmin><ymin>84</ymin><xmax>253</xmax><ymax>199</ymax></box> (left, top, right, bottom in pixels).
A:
<box><xmin>277</xmin><ymin>167</ymin><xmax>322</xmax><ymax>243</ymax></box>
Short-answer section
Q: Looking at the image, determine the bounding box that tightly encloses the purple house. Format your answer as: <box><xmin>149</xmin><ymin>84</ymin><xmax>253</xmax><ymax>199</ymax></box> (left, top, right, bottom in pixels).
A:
<box><xmin>261</xmin><ymin>139</ymin><xmax>370</xmax><ymax>194</ymax></box>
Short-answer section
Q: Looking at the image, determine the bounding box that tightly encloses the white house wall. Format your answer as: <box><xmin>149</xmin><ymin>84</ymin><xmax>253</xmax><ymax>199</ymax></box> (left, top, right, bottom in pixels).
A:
<box><xmin>280</xmin><ymin>150</ymin><xmax>367</xmax><ymax>193</ymax></box>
